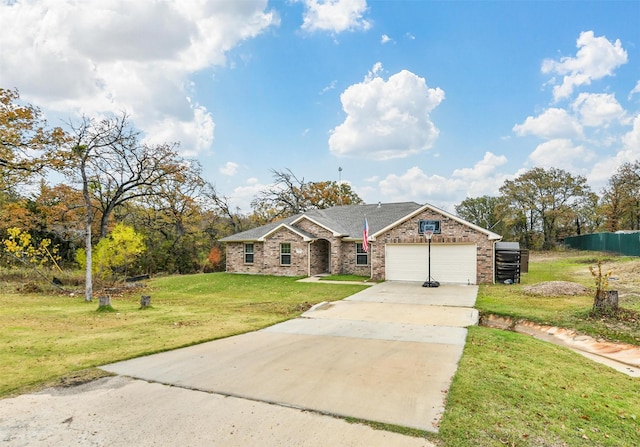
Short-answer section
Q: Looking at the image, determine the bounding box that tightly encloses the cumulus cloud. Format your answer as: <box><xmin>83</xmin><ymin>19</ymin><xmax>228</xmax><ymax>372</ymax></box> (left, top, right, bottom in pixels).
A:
<box><xmin>452</xmin><ymin>152</ymin><xmax>508</xmax><ymax>179</ymax></box>
<box><xmin>329</xmin><ymin>64</ymin><xmax>445</xmax><ymax>160</ymax></box>
<box><xmin>513</xmin><ymin>108</ymin><xmax>583</xmax><ymax>139</ymax></box>
<box><xmin>527</xmin><ymin>139</ymin><xmax>593</xmax><ymax>170</ymax></box>
<box><xmin>0</xmin><ymin>0</ymin><xmax>278</xmax><ymax>156</ymax></box>
<box><xmin>542</xmin><ymin>31</ymin><xmax>628</xmax><ymax>101</ymax></box>
<box><xmin>572</xmin><ymin>93</ymin><xmax>626</xmax><ymax>127</ymax></box>
<box><xmin>230</xmin><ymin>178</ymin><xmax>268</xmax><ymax>213</ymax></box>
<box><xmin>376</xmin><ymin>153</ymin><xmax>509</xmax><ymax>210</ymax></box>
<box><xmin>622</xmin><ymin>113</ymin><xmax>640</xmax><ymax>153</ymax></box>
<box><xmin>381</xmin><ymin>34</ymin><xmax>392</xmax><ymax>44</ymax></box>
<box><xmin>299</xmin><ymin>0</ymin><xmax>370</xmax><ymax>33</ymax></box>
<box><xmin>379</xmin><ymin>167</ymin><xmax>464</xmax><ymax>204</ymax></box>
<box><xmin>587</xmin><ymin>116</ymin><xmax>640</xmax><ymax>187</ymax></box>
<box><xmin>220</xmin><ymin>162</ymin><xmax>240</xmax><ymax>176</ymax></box>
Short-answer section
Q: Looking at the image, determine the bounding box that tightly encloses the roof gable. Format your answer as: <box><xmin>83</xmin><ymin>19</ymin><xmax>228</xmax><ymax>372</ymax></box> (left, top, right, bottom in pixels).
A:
<box><xmin>290</xmin><ymin>215</ymin><xmax>345</xmax><ymax>237</ymax></box>
<box><xmin>371</xmin><ymin>203</ymin><xmax>502</xmax><ymax>241</ymax></box>
<box><xmin>259</xmin><ymin>223</ymin><xmax>316</xmax><ymax>242</ymax></box>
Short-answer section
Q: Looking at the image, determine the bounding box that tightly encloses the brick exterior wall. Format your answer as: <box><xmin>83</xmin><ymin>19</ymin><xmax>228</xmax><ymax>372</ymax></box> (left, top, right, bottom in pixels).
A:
<box><xmin>261</xmin><ymin>228</ymin><xmax>308</xmax><ymax>276</ymax></box>
<box><xmin>224</xmin><ymin>208</ymin><xmax>495</xmax><ymax>284</ymax></box>
<box><xmin>225</xmin><ymin>241</ymin><xmax>264</xmax><ymax>275</ymax></box>
<box><xmin>369</xmin><ymin>209</ymin><xmax>495</xmax><ymax>284</ymax></box>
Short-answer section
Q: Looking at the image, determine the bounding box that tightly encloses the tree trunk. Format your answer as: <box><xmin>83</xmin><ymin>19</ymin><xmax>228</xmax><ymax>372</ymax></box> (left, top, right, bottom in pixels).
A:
<box><xmin>593</xmin><ymin>290</ymin><xmax>619</xmax><ymax>312</ymax></box>
<box><xmin>84</xmin><ymin>216</ymin><xmax>93</xmax><ymax>302</ymax></box>
<box><xmin>140</xmin><ymin>295</ymin><xmax>151</xmax><ymax>309</ymax></box>
<box><xmin>98</xmin><ymin>295</ymin><xmax>111</xmax><ymax>307</ymax></box>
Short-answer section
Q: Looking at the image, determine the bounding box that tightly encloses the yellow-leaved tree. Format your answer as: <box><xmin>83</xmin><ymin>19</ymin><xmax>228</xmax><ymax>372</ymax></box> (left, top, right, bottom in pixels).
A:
<box><xmin>76</xmin><ymin>223</ymin><xmax>145</xmax><ymax>285</ymax></box>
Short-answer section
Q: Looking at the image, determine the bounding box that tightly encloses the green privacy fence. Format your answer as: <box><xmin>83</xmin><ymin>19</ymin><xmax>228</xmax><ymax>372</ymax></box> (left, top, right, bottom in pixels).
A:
<box><xmin>564</xmin><ymin>232</ymin><xmax>640</xmax><ymax>256</ymax></box>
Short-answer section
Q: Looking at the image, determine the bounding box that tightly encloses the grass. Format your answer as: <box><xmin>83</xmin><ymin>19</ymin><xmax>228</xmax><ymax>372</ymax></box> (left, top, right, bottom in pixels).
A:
<box><xmin>440</xmin><ymin>326</ymin><xmax>639</xmax><ymax>446</ymax></box>
<box><xmin>319</xmin><ymin>274</ymin><xmax>373</xmax><ymax>282</ymax></box>
<box><xmin>1</xmin><ymin>253</ymin><xmax>639</xmax><ymax>446</ymax></box>
<box><xmin>0</xmin><ymin>272</ymin><xmax>367</xmax><ymax>396</ymax></box>
<box><xmin>477</xmin><ymin>252</ymin><xmax>640</xmax><ymax>345</ymax></box>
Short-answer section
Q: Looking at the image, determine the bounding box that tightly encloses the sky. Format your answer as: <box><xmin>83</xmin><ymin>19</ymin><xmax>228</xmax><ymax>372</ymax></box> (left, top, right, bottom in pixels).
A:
<box><xmin>1</xmin><ymin>0</ymin><xmax>639</xmax><ymax>214</ymax></box>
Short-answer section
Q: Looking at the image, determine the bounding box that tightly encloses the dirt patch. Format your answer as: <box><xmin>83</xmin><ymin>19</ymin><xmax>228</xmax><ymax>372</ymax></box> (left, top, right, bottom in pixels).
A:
<box><xmin>523</xmin><ymin>281</ymin><xmax>589</xmax><ymax>296</ymax></box>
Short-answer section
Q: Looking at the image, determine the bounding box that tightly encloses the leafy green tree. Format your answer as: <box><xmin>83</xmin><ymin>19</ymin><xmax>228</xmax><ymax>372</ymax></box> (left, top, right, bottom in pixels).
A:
<box><xmin>601</xmin><ymin>160</ymin><xmax>640</xmax><ymax>231</ymax></box>
<box><xmin>499</xmin><ymin>167</ymin><xmax>591</xmax><ymax>249</ymax></box>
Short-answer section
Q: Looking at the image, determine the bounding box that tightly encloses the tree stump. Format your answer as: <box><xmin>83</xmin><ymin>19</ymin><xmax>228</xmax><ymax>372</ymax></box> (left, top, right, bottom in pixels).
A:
<box><xmin>593</xmin><ymin>290</ymin><xmax>619</xmax><ymax>313</ymax></box>
<box><xmin>140</xmin><ymin>295</ymin><xmax>151</xmax><ymax>309</ymax></box>
<box><xmin>99</xmin><ymin>296</ymin><xmax>111</xmax><ymax>307</ymax></box>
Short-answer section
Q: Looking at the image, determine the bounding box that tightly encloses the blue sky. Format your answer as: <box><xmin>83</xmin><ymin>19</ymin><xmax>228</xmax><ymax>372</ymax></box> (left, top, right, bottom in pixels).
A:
<box><xmin>1</xmin><ymin>0</ymin><xmax>639</xmax><ymax>213</ymax></box>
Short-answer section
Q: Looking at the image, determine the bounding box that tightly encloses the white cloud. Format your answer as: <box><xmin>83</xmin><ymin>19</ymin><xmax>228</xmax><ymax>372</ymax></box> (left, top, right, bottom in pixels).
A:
<box><xmin>230</xmin><ymin>178</ymin><xmax>268</xmax><ymax>214</ymax></box>
<box><xmin>542</xmin><ymin>31</ymin><xmax>628</xmax><ymax>101</ymax></box>
<box><xmin>0</xmin><ymin>0</ymin><xmax>278</xmax><ymax>156</ymax></box>
<box><xmin>527</xmin><ymin>138</ymin><xmax>594</xmax><ymax>170</ymax></box>
<box><xmin>299</xmin><ymin>0</ymin><xmax>371</xmax><ymax>33</ymax></box>
<box><xmin>452</xmin><ymin>152</ymin><xmax>508</xmax><ymax>180</ymax></box>
<box><xmin>329</xmin><ymin>64</ymin><xmax>445</xmax><ymax>160</ymax></box>
<box><xmin>513</xmin><ymin>108</ymin><xmax>583</xmax><ymax>139</ymax></box>
<box><xmin>375</xmin><ymin>153</ymin><xmax>509</xmax><ymax>210</ymax></box>
<box><xmin>320</xmin><ymin>80</ymin><xmax>337</xmax><ymax>94</ymax></box>
<box><xmin>379</xmin><ymin>167</ymin><xmax>464</xmax><ymax>205</ymax></box>
<box><xmin>381</xmin><ymin>34</ymin><xmax>392</xmax><ymax>44</ymax></box>
<box><xmin>587</xmin><ymin>116</ymin><xmax>640</xmax><ymax>187</ymax></box>
<box><xmin>629</xmin><ymin>80</ymin><xmax>640</xmax><ymax>100</ymax></box>
<box><xmin>621</xmin><ymin>113</ymin><xmax>640</xmax><ymax>153</ymax></box>
<box><xmin>220</xmin><ymin>162</ymin><xmax>240</xmax><ymax>176</ymax></box>
<box><xmin>572</xmin><ymin>93</ymin><xmax>626</xmax><ymax>127</ymax></box>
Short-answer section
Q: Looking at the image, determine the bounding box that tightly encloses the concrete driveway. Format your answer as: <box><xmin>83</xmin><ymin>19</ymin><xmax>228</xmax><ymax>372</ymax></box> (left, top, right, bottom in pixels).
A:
<box><xmin>0</xmin><ymin>281</ymin><xmax>478</xmax><ymax>446</ymax></box>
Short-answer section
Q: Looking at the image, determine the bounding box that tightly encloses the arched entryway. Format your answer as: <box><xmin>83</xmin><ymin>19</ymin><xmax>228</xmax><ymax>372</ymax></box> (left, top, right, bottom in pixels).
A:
<box><xmin>309</xmin><ymin>239</ymin><xmax>331</xmax><ymax>275</ymax></box>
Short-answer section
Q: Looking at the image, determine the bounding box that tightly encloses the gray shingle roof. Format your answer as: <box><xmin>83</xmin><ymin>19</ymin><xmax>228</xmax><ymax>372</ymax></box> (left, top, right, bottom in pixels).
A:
<box><xmin>220</xmin><ymin>202</ymin><xmax>423</xmax><ymax>242</ymax></box>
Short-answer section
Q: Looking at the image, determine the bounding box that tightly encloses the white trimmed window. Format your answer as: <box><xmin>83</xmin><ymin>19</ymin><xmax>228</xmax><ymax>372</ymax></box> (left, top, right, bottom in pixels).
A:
<box><xmin>244</xmin><ymin>243</ymin><xmax>254</xmax><ymax>264</ymax></box>
<box><xmin>356</xmin><ymin>243</ymin><xmax>368</xmax><ymax>265</ymax></box>
<box><xmin>280</xmin><ymin>243</ymin><xmax>291</xmax><ymax>265</ymax></box>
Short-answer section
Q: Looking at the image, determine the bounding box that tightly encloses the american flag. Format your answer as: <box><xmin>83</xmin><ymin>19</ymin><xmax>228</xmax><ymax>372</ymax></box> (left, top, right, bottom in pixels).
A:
<box><xmin>363</xmin><ymin>217</ymin><xmax>369</xmax><ymax>253</ymax></box>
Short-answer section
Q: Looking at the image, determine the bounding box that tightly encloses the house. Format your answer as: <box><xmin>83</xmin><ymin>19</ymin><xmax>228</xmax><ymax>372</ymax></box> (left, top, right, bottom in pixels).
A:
<box><xmin>220</xmin><ymin>202</ymin><xmax>502</xmax><ymax>284</ymax></box>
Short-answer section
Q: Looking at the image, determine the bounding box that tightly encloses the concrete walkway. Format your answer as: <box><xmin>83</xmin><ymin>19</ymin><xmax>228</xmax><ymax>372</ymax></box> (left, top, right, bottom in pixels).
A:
<box><xmin>0</xmin><ymin>282</ymin><xmax>478</xmax><ymax>446</ymax></box>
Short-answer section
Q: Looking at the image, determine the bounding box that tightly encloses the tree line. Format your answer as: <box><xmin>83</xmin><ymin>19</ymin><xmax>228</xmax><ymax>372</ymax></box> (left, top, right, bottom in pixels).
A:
<box><xmin>2</xmin><ymin>87</ymin><xmax>639</xmax><ymax>292</ymax></box>
<box><xmin>0</xmin><ymin>88</ymin><xmax>362</xmax><ymax>298</ymax></box>
<box><xmin>455</xmin><ymin>163</ymin><xmax>640</xmax><ymax>250</ymax></box>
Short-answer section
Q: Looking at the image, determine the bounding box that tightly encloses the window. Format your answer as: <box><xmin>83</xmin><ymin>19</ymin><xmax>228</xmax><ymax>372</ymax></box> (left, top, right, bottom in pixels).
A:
<box><xmin>244</xmin><ymin>243</ymin><xmax>254</xmax><ymax>264</ymax></box>
<box><xmin>280</xmin><ymin>243</ymin><xmax>291</xmax><ymax>265</ymax></box>
<box><xmin>356</xmin><ymin>243</ymin><xmax>368</xmax><ymax>265</ymax></box>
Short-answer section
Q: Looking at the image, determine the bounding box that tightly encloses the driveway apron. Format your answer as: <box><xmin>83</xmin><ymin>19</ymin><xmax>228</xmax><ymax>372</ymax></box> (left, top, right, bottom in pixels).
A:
<box><xmin>101</xmin><ymin>282</ymin><xmax>479</xmax><ymax>432</ymax></box>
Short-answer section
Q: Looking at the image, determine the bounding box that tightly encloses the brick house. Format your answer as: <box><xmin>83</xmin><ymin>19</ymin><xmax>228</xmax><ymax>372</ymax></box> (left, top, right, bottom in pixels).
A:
<box><xmin>220</xmin><ymin>202</ymin><xmax>502</xmax><ymax>284</ymax></box>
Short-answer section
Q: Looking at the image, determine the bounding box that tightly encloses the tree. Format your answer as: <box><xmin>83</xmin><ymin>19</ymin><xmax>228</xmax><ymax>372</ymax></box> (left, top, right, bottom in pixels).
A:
<box><xmin>601</xmin><ymin>161</ymin><xmax>640</xmax><ymax>231</ymax></box>
<box><xmin>126</xmin><ymin>161</ymin><xmax>210</xmax><ymax>274</ymax></box>
<box><xmin>251</xmin><ymin>168</ymin><xmax>364</xmax><ymax>220</ymax></box>
<box><xmin>64</xmin><ymin>113</ymin><xmax>190</xmax><ymax>300</ymax></box>
<box><xmin>455</xmin><ymin>196</ymin><xmax>504</xmax><ymax>234</ymax></box>
<box><xmin>499</xmin><ymin>167</ymin><xmax>591</xmax><ymax>249</ymax></box>
<box><xmin>302</xmin><ymin>180</ymin><xmax>364</xmax><ymax>209</ymax></box>
<box><xmin>76</xmin><ymin>223</ymin><xmax>145</xmax><ymax>283</ymax></box>
<box><xmin>0</xmin><ymin>88</ymin><xmax>68</xmax><ymax>189</ymax></box>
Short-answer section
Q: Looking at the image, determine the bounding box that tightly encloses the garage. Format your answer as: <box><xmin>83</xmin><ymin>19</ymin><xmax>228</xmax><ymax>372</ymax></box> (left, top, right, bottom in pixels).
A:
<box><xmin>385</xmin><ymin>244</ymin><xmax>477</xmax><ymax>284</ymax></box>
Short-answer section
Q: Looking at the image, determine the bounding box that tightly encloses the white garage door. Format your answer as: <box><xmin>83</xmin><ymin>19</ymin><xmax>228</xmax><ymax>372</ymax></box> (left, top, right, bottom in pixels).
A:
<box><xmin>385</xmin><ymin>244</ymin><xmax>477</xmax><ymax>284</ymax></box>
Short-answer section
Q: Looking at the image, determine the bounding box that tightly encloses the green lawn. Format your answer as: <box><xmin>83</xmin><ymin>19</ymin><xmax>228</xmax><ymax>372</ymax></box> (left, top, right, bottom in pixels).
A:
<box><xmin>1</xmin><ymin>253</ymin><xmax>639</xmax><ymax>446</ymax></box>
<box><xmin>0</xmin><ymin>273</ymin><xmax>366</xmax><ymax>396</ymax></box>
<box><xmin>476</xmin><ymin>252</ymin><xmax>640</xmax><ymax>345</ymax></box>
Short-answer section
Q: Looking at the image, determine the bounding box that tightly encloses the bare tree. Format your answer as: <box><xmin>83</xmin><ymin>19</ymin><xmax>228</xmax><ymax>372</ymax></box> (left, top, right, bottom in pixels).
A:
<box><xmin>250</xmin><ymin>168</ymin><xmax>364</xmax><ymax>221</ymax></box>
<box><xmin>65</xmin><ymin>112</ymin><xmax>189</xmax><ymax>301</ymax></box>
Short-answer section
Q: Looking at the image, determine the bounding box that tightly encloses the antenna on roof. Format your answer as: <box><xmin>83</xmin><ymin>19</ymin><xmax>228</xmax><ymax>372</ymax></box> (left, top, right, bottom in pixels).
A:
<box><xmin>338</xmin><ymin>167</ymin><xmax>343</xmax><ymax>205</ymax></box>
